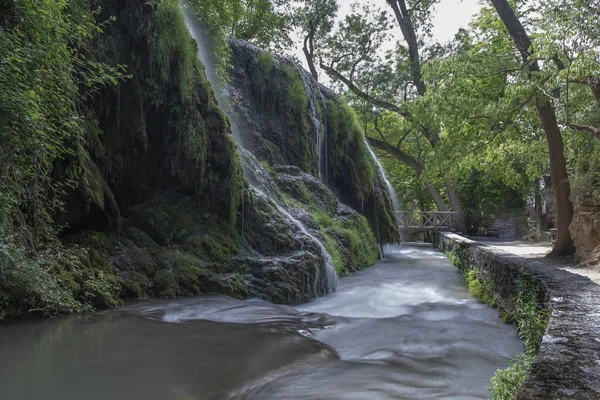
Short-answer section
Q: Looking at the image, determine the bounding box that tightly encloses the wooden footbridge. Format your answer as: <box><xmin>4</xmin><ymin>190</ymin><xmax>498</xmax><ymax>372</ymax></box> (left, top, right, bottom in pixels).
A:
<box><xmin>396</xmin><ymin>211</ymin><xmax>458</xmax><ymax>232</ymax></box>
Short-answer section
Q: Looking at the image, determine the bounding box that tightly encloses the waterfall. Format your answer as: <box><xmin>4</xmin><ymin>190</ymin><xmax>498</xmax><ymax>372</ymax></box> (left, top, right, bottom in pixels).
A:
<box><xmin>183</xmin><ymin>10</ymin><xmax>338</xmax><ymax>295</ymax></box>
<box><xmin>364</xmin><ymin>140</ymin><xmax>403</xmax><ymax>243</ymax></box>
<box><xmin>297</xmin><ymin>66</ymin><xmax>328</xmax><ymax>186</ymax></box>
<box><xmin>270</xmin><ymin>198</ymin><xmax>338</xmax><ymax>294</ymax></box>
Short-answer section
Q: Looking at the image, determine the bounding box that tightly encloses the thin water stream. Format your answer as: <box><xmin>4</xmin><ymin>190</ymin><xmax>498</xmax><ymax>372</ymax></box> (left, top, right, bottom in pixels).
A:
<box><xmin>0</xmin><ymin>244</ymin><xmax>522</xmax><ymax>400</ymax></box>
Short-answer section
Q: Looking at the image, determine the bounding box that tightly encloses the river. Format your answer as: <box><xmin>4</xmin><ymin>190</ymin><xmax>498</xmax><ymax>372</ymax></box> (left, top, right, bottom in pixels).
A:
<box><xmin>0</xmin><ymin>244</ymin><xmax>522</xmax><ymax>400</ymax></box>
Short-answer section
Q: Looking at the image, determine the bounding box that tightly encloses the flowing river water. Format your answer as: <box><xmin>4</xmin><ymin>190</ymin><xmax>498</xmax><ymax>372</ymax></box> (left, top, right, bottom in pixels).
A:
<box><xmin>0</xmin><ymin>244</ymin><xmax>522</xmax><ymax>400</ymax></box>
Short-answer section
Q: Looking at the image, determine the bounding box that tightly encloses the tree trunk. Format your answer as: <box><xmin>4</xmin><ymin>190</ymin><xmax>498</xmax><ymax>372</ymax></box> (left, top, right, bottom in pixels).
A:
<box><xmin>444</xmin><ymin>180</ymin><xmax>467</xmax><ymax>233</ymax></box>
<box><xmin>489</xmin><ymin>0</ymin><xmax>575</xmax><ymax>256</ymax></box>
<box><xmin>536</xmin><ymin>98</ymin><xmax>575</xmax><ymax>255</ymax></box>
<box><xmin>367</xmin><ymin>137</ymin><xmax>448</xmax><ymax>212</ymax></box>
<box><xmin>425</xmin><ymin>181</ymin><xmax>448</xmax><ymax>212</ymax></box>
<box><xmin>303</xmin><ymin>25</ymin><xmax>318</xmax><ymax>81</ymax></box>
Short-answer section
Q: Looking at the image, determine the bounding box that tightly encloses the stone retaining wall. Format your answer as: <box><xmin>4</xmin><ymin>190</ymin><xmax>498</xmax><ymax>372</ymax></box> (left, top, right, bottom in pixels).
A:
<box><xmin>437</xmin><ymin>232</ymin><xmax>600</xmax><ymax>399</ymax></box>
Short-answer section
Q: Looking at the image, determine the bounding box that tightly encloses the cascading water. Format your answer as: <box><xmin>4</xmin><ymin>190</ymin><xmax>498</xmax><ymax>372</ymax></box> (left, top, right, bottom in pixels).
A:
<box><xmin>269</xmin><ymin>196</ymin><xmax>338</xmax><ymax>294</ymax></box>
<box><xmin>183</xmin><ymin>11</ymin><xmax>337</xmax><ymax>295</ymax></box>
<box><xmin>297</xmin><ymin>66</ymin><xmax>328</xmax><ymax>186</ymax></box>
<box><xmin>364</xmin><ymin>140</ymin><xmax>404</xmax><ymax>243</ymax></box>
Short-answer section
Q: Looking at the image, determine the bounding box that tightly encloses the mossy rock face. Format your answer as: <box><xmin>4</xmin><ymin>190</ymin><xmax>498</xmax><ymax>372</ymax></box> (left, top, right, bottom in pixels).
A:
<box><xmin>244</xmin><ymin>252</ymin><xmax>321</xmax><ymax>305</ymax></box>
<box><xmin>124</xmin><ymin>227</ymin><xmax>159</xmax><ymax>249</ymax></box>
<box><xmin>226</xmin><ymin>38</ymin><xmax>398</xmax><ymax>244</ymax></box>
<box><xmin>242</xmin><ymin>191</ymin><xmax>300</xmax><ymax>256</ymax></box>
<box><xmin>153</xmin><ymin>269</ymin><xmax>178</xmax><ymax>299</ymax></box>
<box><xmin>56</xmin><ymin>0</ymin><xmax>244</xmax><ymax>238</ymax></box>
<box><xmin>227</xmin><ymin>38</ymin><xmax>318</xmax><ymax>175</ymax></box>
<box><xmin>171</xmin><ymin>250</ymin><xmax>203</xmax><ymax>296</ymax></box>
<box><xmin>120</xmin><ymin>271</ymin><xmax>151</xmax><ymax>299</ymax></box>
<box><xmin>275</xmin><ymin>168</ymin><xmax>379</xmax><ymax>276</ymax></box>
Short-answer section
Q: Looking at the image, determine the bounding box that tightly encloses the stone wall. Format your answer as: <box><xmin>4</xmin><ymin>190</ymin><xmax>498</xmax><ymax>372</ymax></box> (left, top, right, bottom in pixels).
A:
<box><xmin>437</xmin><ymin>232</ymin><xmax>600</xmax><ymax>399</ymax></box>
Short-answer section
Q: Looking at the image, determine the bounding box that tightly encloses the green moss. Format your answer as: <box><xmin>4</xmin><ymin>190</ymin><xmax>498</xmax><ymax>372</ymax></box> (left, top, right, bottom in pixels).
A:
<box><xmin>326</xmin><ymin>100</ymin><xmax>377</xmax><ymax>199</ymax></box>
<box><xmin>311</xmin><ymin>212</ymin><xmax>378</xmax><ymax>275</ymax></box>
<box><xmin>465</xmin><ymin>269</ymin><xmax>498</xmax><ymax>308</ymax></box>
<box><xmin>180</xmin><ymin>215</ymin><xmax>240</xmax><ymax>263</ymax></box>
<box><xmin>153</xmin><ymin>269</ymin><xmax>178</xmax><ymax>298</ymax></box>
<box><xmin>171</xmin><ymin>250</ymin><xmax>202</xmax><ymax>296</ymax></box>
<box><xmin>323</xmin><ymin>235</ymin><xmax>344</xmax><ymax>274</ymax></box>
<box><xmin>200</xmin><ymin>236</ymin><xmax>232</xmax><ymax>262</ymax></box>
<box><xmin>489</xmin><ymin>275</ymin><xmax>548</xmax><ymax>399</ymax></box>
<box><xmin>126</xmin><ymin>202</ymin><xmax>198</xmax><ymax>246</ymax></box>
<box><xmin>258</xmin><ymin>51</ymin><xmax>274</xmax><ymax>77</ymax></box>
<box><xmin>149</xmin><ymin>0</ymin><xmax>199</xmax><ymax>102</ymax></box>
<box><xmin>324</xmin><ymin>99</ymin><xmax>399</xmax><ymax>244</ymax></box>
<box><xmin>121</xmin><ymin>271</ymin><xmax>150</xmax><ymax>299</ymax></box>
<box><xmin>282</xmin><ymin>63</ymin><xmax>309</xmax><ymax>110</ymax></box>
<box><xmin>198</xmin><ymin>270</ymin><xmax>248</xmax><ymax>298</ymax></box>
<box><xmin>260</xmin><ymin>160</ymin><xmax>277</xmax><ymax>180</ymax></box>
<box><xmin>446</xmin><ymin>249</ymin><xmax>499</xmax><ymax>310</ymax></box>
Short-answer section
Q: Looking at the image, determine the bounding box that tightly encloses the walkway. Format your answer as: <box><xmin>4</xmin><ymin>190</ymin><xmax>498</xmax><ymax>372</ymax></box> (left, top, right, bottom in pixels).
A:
<box><xmin>473</xmin><ymin>237</ymin><xmax>600</xmax><ymax>286</ymax></box>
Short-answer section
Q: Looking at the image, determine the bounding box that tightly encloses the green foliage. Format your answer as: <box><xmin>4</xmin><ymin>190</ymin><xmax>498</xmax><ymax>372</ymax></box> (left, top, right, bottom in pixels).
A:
<box><xmin>457</xmin><ymin>169</ymin><xmax>527</xmax><ymax>233</ymax></box>
<box><xmin>184</xmin><ymin>0</ymin><xmax>292</xmax><ymax>79</ymax></box>
<box><xmin>513</xmin><ymin>275</ymin><xmax>549</xmax><ymax>354</ymax></box>
<box><xmin>0</xmin><ymin>244</ymin><xmax>122</xmax><ymax>318</ymax></box>
<box><xmin>489</xmin><ymin>354</ymin><xmax>535</xmax><ymax>400</ymax></box>
<box><xmin>489</xmin><ymin>275</ymin><xmax>548</xmax><ymax>399</ymax></box>
<box><xmin>572</xmin><ymin>138</ymin><xmax>600</xmax><ymax>202</ymax></box>
<box><xmin>0</xmin><ymin>0</ymin><xmax>124</xmax><ymax>319</ymax></box>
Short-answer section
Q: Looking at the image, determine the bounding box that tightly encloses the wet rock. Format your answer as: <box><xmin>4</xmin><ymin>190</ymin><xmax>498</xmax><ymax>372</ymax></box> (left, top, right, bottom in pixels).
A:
<box><xmin>227</xmin><ymin>38</ymin><xmax>399</xmax><ymax>244</ymax></box>
<box><xmin>244</xmin><ymin>252</ymin><xmax>326</xmax><ymax>304</ymax></box>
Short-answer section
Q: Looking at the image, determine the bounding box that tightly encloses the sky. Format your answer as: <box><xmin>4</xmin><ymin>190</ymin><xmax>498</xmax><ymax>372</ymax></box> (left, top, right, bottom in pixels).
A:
<box><xmin>294</xmin><ymin>0</ymin><xmax>482</xmax><ymax>74</ymax></box>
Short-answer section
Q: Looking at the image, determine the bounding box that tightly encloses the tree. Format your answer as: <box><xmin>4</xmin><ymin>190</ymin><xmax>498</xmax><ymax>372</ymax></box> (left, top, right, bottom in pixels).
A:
<box><xmin>489</xmin><ymin>0</ymin><xmax>575</xmax><ymax>256</ymax></box>
<box><xmin>535</xmin><ymin>0</ymin><xmax>600</xmax><ymax>140</ymax></box>
<box><xmin>320</xmin><ymin>1</ymin><xmax>468</xmax><ymax>232</ymax></box>
<box><xmin>294</xmin><ymin>0</ymin><xmax>338</xmax><ymax>81</ymax></box>
<box><xmin>185</xmin><ymin>0</ymin><xmax>293</xmax><ymax>58</ymax></box>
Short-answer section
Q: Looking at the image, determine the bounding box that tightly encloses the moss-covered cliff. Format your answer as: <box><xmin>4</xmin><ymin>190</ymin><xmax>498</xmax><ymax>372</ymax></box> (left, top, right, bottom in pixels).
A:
<box><xmin>226</xmin><ymin>39</ymin><xmax>399</xmax><ymax>245</ymax></box>
<box><xmin>0</xmin><ymin>0</ymin><xmax>398</xmax><ymax>319</ymax></box>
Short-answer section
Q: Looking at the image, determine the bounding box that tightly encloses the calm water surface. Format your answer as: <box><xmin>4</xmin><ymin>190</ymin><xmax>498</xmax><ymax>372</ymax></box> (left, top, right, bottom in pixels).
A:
<box><xmin>0</xmin><ymin>244</ymin><xmax>522</xmax><ymax>399</ymax></box>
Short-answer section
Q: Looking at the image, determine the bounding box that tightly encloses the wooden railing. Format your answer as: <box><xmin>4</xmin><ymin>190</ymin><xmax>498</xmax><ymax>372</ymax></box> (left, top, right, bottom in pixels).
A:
<box><xmin>396</xmin><ymin>211</ymin><xmax>458</xmax><ymax>231</ymax></box>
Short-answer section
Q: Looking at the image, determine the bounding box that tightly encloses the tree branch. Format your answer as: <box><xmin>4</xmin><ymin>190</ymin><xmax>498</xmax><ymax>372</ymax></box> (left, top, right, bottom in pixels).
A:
<box><xmin>567</xmin><ymin>123</ymin><xmax>600</xmax><ymax>139</ymax></box>
<box><xmin>320</xmin><ymin>62</ymin><xmax>404</xmax><ymax>114</ymax></box>
<box><xmin>366</xmin><ymin>137</ymin><xmax>424</xmax><ymax>174</ymax></box>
